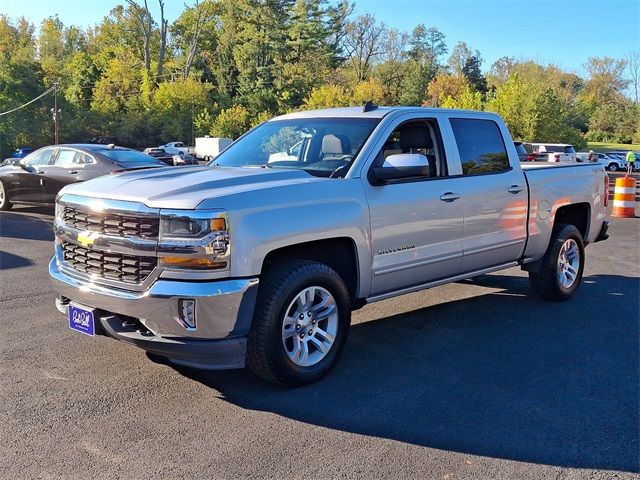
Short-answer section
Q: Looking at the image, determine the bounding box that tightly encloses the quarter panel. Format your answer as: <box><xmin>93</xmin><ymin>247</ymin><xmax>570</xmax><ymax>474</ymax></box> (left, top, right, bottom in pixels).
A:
<box><xmin>522</xmin><ymin>164</ymin><xmax>607</xmax><ymax>261</ymax></box>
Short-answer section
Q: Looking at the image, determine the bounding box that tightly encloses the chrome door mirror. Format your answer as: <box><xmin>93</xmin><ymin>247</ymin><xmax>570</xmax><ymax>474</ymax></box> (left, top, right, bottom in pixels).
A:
<box><xmin>371</xmin><ymin>153</ymin><xmax>429</xmax><ymax>184</ymax></box>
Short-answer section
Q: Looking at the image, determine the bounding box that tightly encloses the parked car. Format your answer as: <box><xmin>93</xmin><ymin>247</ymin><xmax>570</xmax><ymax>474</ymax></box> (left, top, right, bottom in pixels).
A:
<box><xmin>160</xmin><ymin>141</ymin><xmax>191</xmax><ymax>156</ymax></box>
<box><xmin>591</xmin><ymin>152</ymin><xmax>624</xmax><ymax>171</ymax></box>
<box><xmin>603</xmin><ymin>152</ymin><xmax>629</xmax><ymax>171</ymax></box>
<box><xmin>49</xmin><ymin>106</ymin><xmax>609</xmax><ymax>386</ymax></box>
<box><xmin>0</xmin><ymin>144</ymin><xmax>166</xmax><ymax>210</ymax></box>
<box><xmin>531</xmin><ymin>143</ymin><xmax>577</xmax><ymax>162</ymax></box>
<box><xmin>172</xmin><ymin>151</ymin><xmax>198</xmax><ymax>166</ymax></box>
<box><xmin>143</xmin><ymin>147</ymin><xmax>174</xmax><ymax>165</ymax></box>
<box><xmin>12</xmin><ymin>147</ymin><xmax>35</xmax><ymax>159</ymax></box>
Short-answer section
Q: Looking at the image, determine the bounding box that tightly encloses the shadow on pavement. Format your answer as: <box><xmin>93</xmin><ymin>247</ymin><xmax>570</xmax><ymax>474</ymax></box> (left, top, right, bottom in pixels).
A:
<box><xmin>0</xmin><ymin>250</ymin><xmax>33</xmax><ymax>270</ymax></box>
<box><xmin>0</xmin><ymin>207</ymin><xmax>54</xmax><ymax>241</ymax></box>
<box><xmin>171</xmin><ymin>273</ymin><xmax>639</xmax><ymax>472</ymax></box>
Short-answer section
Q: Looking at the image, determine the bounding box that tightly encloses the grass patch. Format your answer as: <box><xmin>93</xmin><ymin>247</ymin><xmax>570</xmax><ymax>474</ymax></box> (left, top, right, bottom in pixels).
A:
<box><xmin>587</xmin><ymin>142</ymin><xmax>640</xmax><ymax>152</ymax></box>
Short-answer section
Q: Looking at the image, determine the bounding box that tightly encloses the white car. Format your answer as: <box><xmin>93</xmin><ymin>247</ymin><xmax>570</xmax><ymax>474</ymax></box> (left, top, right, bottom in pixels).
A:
<box><xmin>159</xmin><ymin>142</ymin><xmax>190</xmax><ymax>156</ymax></box>
<box><xmin>531</xmin><ymin>143</ymin><xmax>577</xmax><ymax>163</ymax></box>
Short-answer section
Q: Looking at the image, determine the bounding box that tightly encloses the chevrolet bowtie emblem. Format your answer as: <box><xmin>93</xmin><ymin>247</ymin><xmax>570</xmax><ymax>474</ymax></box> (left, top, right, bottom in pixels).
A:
<box><xmin>77</xmin><ymin>231</ymin><xmax>98</xmax><ymax>247</ymax></box>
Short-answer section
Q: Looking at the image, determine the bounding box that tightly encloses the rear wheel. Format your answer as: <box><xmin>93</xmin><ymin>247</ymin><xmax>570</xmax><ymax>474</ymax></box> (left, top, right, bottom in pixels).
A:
<box><xmin>529</xmin><ymin>224</ymin><xmax>584</xmax><ymax>301</ymax></box>
<box><xmin>247</xmin><ymin>260</ymin><xmax>351</xmax><ymax>386</ymax></box>
<box><xmin>0</xmin><ymin>180</ymin><xmax>12</xmax><ymax>210</ymax></box>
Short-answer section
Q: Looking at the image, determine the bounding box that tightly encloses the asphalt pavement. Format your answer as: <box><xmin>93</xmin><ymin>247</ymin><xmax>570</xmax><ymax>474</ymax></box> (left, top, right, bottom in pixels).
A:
<box><xmin>0</xmin><ymin>205</ymin><xmax>638</xmax><ymax>479</ymax></box>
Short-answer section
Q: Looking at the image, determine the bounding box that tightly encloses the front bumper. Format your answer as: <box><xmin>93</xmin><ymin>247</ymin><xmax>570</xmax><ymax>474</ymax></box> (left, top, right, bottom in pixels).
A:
<box><xmin>49</xmin><ymin>256</ymin><xmax>259</xmax><ymax>369</ymax></box>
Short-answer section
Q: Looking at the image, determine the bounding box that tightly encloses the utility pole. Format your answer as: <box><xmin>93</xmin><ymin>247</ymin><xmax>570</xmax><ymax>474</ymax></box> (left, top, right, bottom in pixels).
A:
<box><xmin>51</xmin><ymin>82</ymin><xmax>61</xmax><ymax>145</ymax></box>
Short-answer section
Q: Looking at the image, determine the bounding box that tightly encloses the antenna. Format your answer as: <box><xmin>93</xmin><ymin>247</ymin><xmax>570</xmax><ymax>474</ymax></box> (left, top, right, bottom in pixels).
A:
<box><xmin>362</xmin><ymin>101</ymin><xmax>378</xmax><ymax>112</ymax></box>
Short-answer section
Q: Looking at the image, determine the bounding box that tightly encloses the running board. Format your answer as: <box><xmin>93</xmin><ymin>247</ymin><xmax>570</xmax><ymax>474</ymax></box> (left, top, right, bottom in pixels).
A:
<box><xmin>366</xmin><ymin>262</ymin><xmax>519</xmax><ymax>303</ymax></box>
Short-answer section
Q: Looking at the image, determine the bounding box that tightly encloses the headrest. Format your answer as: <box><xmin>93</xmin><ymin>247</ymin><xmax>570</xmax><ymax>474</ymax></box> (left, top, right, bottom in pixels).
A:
<box><xmin>322</xmin><ymin>134</ymin><xmax>343</xmax><ymax>155</ymax></box>
<box><xmin>399</xmin><ymin>126</ymin><xmax>433</xmax><ymax>150</ymax></box>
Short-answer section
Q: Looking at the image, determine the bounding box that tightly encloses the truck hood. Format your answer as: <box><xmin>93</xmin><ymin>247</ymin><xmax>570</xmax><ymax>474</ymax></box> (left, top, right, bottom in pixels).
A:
<box><xmin>61</xmin><ymin>165</ymin><xmax>320</xmax><ymax>209</ymax></box>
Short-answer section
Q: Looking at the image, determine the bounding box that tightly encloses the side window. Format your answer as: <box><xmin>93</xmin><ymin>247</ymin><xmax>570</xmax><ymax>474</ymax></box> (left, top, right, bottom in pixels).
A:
<box><xmin>55</xmin><ymin>149</ymin><xmax>79</xmax><ymax>167</ymax></box>
<box><xmin>373</xmin><ymin>119</ymin><xmax>447</xmax><ymax>179</ymax></box>
<box><xmin>76</xmin><ymin>152</ymin><xmax>94</xmax><ymax>165</ymax></box>
<box><xmin>23</xmin><ymin>148</ymin><xmax>55</xmax><ymax>167</ymax></box>
<box><xmin>450</xmin><ymin>118</ymin><xmax>510</xmax><ymax>175</ymax></box>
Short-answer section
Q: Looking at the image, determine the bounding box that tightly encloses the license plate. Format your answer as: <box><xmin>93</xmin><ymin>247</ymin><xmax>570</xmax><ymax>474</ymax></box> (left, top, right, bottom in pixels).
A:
<box><xmin>68</xmin><ymin>304</ymin><xmax>95</xmax><ymax>336</ymax></box>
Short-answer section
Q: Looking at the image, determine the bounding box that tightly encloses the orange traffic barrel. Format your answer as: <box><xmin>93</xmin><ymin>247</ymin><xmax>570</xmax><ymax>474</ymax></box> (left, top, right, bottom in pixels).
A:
<box><xmin>611</xmin><ymin>176</ymin><xmax>637</xmax><ymax>218</ymax></box>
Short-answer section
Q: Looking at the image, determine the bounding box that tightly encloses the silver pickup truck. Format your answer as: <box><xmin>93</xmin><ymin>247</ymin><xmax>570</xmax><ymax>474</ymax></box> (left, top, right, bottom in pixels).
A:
<box><xmin>49</xmin><ymin>106</ymin><xmax>610</xmax><ymax>386</ymax></box>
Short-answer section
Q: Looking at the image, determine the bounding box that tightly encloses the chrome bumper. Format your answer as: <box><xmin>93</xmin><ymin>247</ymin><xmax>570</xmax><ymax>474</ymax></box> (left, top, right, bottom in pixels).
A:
<box><xmin>49</xmin><ymin>256</ymin><xmax>259</xmax><ymax>369</ymax></box>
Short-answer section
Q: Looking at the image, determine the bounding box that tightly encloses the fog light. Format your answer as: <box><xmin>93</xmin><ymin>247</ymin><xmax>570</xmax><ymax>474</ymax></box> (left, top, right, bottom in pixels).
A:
<box><xmin>176</xmin><ymin>299</ymin><xmax>196</xmax><ymax>330</ymax></box>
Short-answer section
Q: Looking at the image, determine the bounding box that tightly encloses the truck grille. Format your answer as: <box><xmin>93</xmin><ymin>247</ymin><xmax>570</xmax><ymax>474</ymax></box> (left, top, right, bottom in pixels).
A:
<box><xmin>62</xmin><ymin>205</ymin><xmax>159</xmax><ymax>239</ymax></box>
<box><xmin>61</xmin><ymin>242</ymin><xmax>157</xmax><ymax>284</ymax></box>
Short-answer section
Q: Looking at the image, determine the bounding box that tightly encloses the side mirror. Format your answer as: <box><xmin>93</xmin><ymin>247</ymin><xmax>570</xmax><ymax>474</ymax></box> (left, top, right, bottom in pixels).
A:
<box><xmin>371</xmin><ymin>153</ymin><xmax>429</xmax><ymax>184</ymax></box>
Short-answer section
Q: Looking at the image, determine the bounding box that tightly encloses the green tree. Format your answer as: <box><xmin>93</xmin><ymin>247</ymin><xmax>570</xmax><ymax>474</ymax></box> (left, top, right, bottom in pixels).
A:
<box><xmin>461</xmin><ymin>54</ymin><xmax>487</xmax><ymax>94</ymax></box>
<box><xmin>399</xmin><ymin>25</ymin><xmax>447</xmax><ymax>105</ymax></box>
<box><xmin>441</xmin><ymin>82</ymin><xmax>483</xmax><ymax>110</ymax></box>
<box><xmin>152</xmin><ymin>78</ymin><xmax>213</xmax><ymax>143</ymax></box>
<box><xmin>302</xmin><ymin>84</ymin><xmax>350</xmax><ymax>109</ymax></box>
<box><xmin>210</xmin><ymin>104</ymin><xmax>252</xmax><ymax>139</ymax></box>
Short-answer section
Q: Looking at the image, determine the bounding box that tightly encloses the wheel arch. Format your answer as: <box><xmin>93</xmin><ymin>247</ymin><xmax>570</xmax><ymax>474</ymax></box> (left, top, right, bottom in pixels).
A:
<box><xmin>554</xmin><ymin>202</ymin><xmax>591</xmax><ymax>242</ymax></box>
<box><xmin>260</xmin><ymin>237</ymin><xmax>361</xmax><ymax>305</ymax></box>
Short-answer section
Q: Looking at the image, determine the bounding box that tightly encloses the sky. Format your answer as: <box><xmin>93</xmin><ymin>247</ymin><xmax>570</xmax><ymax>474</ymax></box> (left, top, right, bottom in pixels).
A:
<box><xmin>0</xmin><ymin>0</ymin><xmax>638</xmax><ymax>75</ymax></box>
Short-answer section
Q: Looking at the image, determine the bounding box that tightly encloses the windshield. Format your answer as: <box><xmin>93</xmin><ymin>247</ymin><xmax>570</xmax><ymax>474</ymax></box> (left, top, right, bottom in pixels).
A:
<box><xmin>98</xmin><ymin>149</ymin><xmax>164</xmax><ymax>168</ymax></box>
<box><xmin>209</xmin><ymin>117</ymin><xmax>380</xmax><ymax>177</ymax></box>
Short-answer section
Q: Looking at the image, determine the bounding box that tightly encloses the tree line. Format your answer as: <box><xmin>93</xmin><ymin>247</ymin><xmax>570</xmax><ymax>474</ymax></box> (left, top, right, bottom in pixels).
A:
<box><xmin>0</xmin><ymin>0</ymin><xmax>638</xmax><ymax>156</ymax></box>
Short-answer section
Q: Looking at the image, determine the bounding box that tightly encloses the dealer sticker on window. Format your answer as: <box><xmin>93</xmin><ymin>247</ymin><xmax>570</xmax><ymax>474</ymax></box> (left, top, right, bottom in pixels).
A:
<box><xmin>68</xmin><ymin>304</ymin><xmax>95</xmax><ymax>336</ymax></box>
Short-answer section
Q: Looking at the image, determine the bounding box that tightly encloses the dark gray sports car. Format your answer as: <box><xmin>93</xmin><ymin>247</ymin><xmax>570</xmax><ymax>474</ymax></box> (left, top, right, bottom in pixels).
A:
<box><xmin>0</xmin><ymin>144</ymin><xmax>165</xmax><ymax>210</ymax></box>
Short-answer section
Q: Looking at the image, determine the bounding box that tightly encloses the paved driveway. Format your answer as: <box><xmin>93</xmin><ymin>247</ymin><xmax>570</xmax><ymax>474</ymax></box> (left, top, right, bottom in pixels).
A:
<box><xmin>0</xmin><ymin>206</ymin><xmax>638</xmax><ymax>479</ymax></box>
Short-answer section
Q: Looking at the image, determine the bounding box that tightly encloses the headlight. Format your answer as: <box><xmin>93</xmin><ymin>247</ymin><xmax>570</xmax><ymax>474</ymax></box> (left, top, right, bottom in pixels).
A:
<box><xmin>160</xmin><ymin>216</ymin><xmax>216</xmax><ymax>239</ymax></box>
<box><xmin>158</xmin><ymin>210</ymin><xmax>229</xmax><ymax>270</ymax></box>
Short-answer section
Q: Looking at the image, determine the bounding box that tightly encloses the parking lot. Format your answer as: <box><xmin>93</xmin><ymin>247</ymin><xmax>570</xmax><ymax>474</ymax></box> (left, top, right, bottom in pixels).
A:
<box><xmin>0</xmin><ymin>202</ymin><xmax>638</xmax><ymax>479</ymax></box>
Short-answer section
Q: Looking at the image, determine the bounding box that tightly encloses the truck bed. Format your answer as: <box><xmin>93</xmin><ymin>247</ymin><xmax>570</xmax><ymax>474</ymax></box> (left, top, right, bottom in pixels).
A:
<box><xmin>521</xmin><ymin>162</ymin><xmax>607</xmax><ymax>261</ymax></box>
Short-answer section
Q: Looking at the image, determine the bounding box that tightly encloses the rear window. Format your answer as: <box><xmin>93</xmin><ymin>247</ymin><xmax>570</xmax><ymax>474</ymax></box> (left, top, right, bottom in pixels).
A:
<box><xmin>97</xmin><ymin>149</ymin><xmax>163</xmax><ymax>167</ymax></box>
<box><xmin>541</xmin><ymin>145</ymin><xmax>566</xmax><ymax>153</ymax></box>
<box><xmin>514</xmin><ymin>143</ymin><xmax>527</xmax><ymax>154</ymax></box>
<box><xmin>450</xmin><ymin>118</ymin><xmax>510</xmax><ymax>175</ymax></box>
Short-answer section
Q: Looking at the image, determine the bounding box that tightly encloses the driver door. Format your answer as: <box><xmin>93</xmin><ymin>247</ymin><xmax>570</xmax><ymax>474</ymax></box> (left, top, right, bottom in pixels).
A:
<box><xmin>10</xmin><ymin>147</ymin><xmax>56</xmax><ymax>202</ymax></box>
<box><xmin>363</xmin><ymin>117</ymin><xmax>465</xmax><ymax>296</ymax></box>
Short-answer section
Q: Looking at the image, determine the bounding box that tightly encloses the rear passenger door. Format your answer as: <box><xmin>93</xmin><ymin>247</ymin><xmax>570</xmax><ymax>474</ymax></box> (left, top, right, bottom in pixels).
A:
<box><xmin>448</xmin><ymin>117</ymin><xmax>528</xmax><ymax>273</ymax></box>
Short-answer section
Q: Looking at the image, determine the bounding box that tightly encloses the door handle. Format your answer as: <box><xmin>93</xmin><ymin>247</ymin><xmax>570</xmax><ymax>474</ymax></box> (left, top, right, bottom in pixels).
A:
<box><xmin>508</xmin><ymin>185</ymin><xmax>524</xmax><ymax>194</ymax></box>
<box><xmin>440</xmin><ymin>192</ymin><xmax>461</xmax><ymax>202</ymax></box>
<box><xmin>68</xmin><ymin>170</ymin><xmax>78</xmax><ymax>175</ymax></box>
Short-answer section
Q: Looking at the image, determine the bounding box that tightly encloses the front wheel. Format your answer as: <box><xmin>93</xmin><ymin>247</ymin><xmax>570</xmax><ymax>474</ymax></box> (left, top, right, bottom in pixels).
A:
<box><xmin>529</xmin><ymin>224</ymin><xmax>585</xmax><ymax>301</ymax></box>
<box><xmin>0</xmin><ymin>180</ymin><xmax>12</xmax><ymax>210</ymax></box>
<box><xmin>247</xmin><ymin>260</ymin><xmax>351</xmax><ymax>386</ymax></box>
<box><xmin>608</xmin><ymin>163</ymin><xmax>618</xmax><ymax>172</ymax></box>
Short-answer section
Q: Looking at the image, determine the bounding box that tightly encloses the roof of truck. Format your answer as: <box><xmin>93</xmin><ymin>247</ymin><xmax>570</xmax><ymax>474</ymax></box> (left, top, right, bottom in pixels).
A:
<box><xmin>274</xmin><ymin>106</ymin><xmax>496</xmax><ymax>120</ymax></box>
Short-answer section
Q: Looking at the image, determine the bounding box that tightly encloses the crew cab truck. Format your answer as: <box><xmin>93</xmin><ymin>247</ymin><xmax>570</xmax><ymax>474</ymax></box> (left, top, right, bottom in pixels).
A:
<box><xmin>49</xmin><ymin>107</ymin><xmax>610</xmax><ymax>386</ymax></box>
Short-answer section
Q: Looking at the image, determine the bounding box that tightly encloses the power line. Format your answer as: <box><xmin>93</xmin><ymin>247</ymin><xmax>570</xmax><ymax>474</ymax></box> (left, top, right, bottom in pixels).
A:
<box><xmin>468</xmin><ymin>3</ymin><xmax>634</xmax><ymax>39</ymax></box>
<box><xmin>484</xmin><ymin>18</ymin><xmax>639</xmax><ymax>53</ymax></box>
<box><xmin>0</xmin><ymin>86</ymin><xmax>55</xmax><ymax>117</ymax></box>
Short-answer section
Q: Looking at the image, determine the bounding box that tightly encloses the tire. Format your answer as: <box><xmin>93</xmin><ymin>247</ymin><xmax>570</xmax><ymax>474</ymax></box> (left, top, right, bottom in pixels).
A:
<box><xmin>529</xmin><ymin>224</ymin><xmax>585</xmax><ymax>301</ymax></box>
<box><xmin>247</xmin><ymin>260</ymin><xmax>351</xmax><ymax>386</ymax></box>
<box><xmin>608</xmin><ymin>163</ymin><xmax>618</xmax><ymax>172</ymax></box>
<box><xmin>0</xmin><ymin>180</ymin><xmax>12</xmax><ymax>210</ymax></box>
